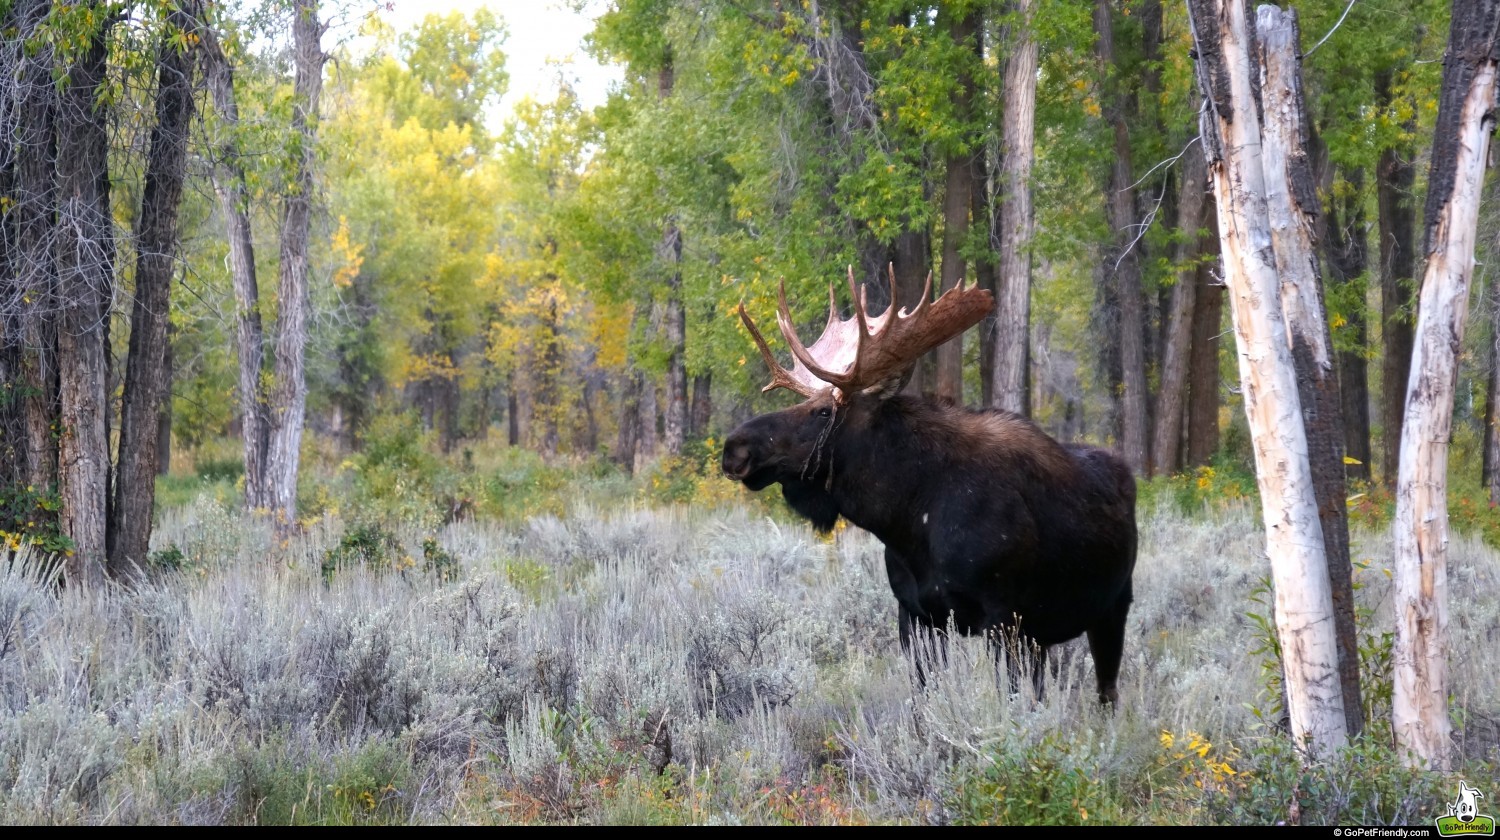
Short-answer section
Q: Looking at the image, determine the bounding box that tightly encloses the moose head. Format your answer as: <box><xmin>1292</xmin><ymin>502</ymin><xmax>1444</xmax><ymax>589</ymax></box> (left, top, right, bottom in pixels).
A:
<box><xmin>720</xmin><ymin>268</ymin><xmax>993</xmax><ymax>503</ymax></box>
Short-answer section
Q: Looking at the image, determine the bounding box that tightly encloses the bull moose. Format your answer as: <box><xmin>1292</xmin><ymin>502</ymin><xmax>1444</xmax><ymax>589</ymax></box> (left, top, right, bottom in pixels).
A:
<box><xmin>720</xmin><ymin>270</ymin><xmax>1138</xmax><ymax>705</ymax></box>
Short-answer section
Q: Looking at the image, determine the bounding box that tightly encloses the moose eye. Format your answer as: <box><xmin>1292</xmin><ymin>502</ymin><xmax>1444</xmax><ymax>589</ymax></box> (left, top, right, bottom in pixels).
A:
<box><xmin>817</xmin><ymin>407</ymin><xmax>832</xmax><ymax>418</ymax></box>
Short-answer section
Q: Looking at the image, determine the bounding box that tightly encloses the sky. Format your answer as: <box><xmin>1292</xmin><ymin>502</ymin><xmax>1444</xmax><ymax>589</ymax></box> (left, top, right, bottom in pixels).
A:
<box><xmin>367</xmin><ymin>0</ymin><xmax>624</xmax><ymax>118</ymax></box>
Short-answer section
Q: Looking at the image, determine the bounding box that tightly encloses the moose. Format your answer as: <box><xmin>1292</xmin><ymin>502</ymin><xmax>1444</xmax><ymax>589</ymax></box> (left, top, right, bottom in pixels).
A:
<box><xmin>721</xmin><ymin>270</ymin><xmax>1138</xmax><ymax>705</ymax></box>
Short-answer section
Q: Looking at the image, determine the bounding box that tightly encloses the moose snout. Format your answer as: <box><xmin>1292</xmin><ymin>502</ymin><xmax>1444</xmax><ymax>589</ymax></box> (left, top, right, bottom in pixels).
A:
<box><xmin>721</xmin><ymin>437</ymin><xmax>754</xmax><ymax>479</ymax></box>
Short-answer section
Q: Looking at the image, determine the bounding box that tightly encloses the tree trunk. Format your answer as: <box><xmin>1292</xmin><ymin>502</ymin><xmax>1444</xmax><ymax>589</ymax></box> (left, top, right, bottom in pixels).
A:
<box><xmin>658</xmin><ymin>60</ymin><xmax>688</xmax><ymax>456</ymax></box>
<box><xmin>11</xmin><ymin>0</ymin><xmax>58</xmax><ymax>492</ymax></box>
<box><xmin>1324</xmin><ymin>162</ymin><xmax>1373</xmax><ymax>485</ymax></box>
<box><xmin>157</xmin><ymin>326</ymin><xmax>173</xmax><ymax>477</ymax></box>
<box><xmin>1186</xmin><ymin>222</ymin><xmax>1223</xmax><ymax>467</ymax></box>
<box><xmin>993</xmin><ymin>0</ymin><xmax>1037</xmax><ymax>416</ymax></box>
<box><xmin>662</xmin><ymin>220</ymin><xmax>687</xmax><ymax>455</ymax></box>
<box><xmin>892</xmin><ymin>229</ymin><xmax>931</xmax><ymax>395</ymax></box>
<box><xmin>1255</xmin><ymin>5</ymin><xmax>1362</xmax><ymax>736</ymax></box>
<box><xmin>0</xmin><ymin>0</ymin><xmax>19</xmax><ymax>487</ymax></box>
<box><xmin>638</xmin><ymin>372</ymin><xmax>658</xmax><ymax>470</ymax></box>
<box><xmin>935</xmin><ymin>9</ymin><xmax>978</xmax><ymax>403</ymax></box>
<box><xmin>1150</xmin><ymin>138</ymin><xmax>1208</xmax><ymax>476</ymax></box>
<box><xmin>53</xmin><ymin>12</ymin><xmax>114</xmax><ymax>586</ymax></box>
<box><xmin>1095</xmin><ymin>0</ymin><xmax>1150</xmax><ymax>474</ymax></box>
<box><xmin>198</xmin><ymin>18</ymin><xmax>268</xmax><ymax>510</ymax></box>
<box><xmin>690</xmin><ymin>372</ymin><xmax>712</xmax><ymax>437</ymax></box>
<box><xmin>617</xmin><ymin>370</ymin><xmax>642</xmax><ymax>473</ymax></box>
<box><xmin>111</xmin><ymin>1</ymin><xmax>198</xmax><ymax>579</ymax></box>
<box><xmin>539</xmin><ymin>291</ymin><xmax>562</xmax><ymax>459</ymax></box>
<box><xmin>1487</xmin><ymin>248</ymin><xmax>1500</xmax><ymax>502</ymax></box>
<box><xmin>1377</xmin><ymin>71</ymin><xmax>1418</xmax><ymax>487</ymax></box>
<box><xmin>1393</xmin><ymin>0</ymin><xmax>1500</xmax><ymax>771</ymax></box>
<box><xmin>264</xmin><ymin>0</ymin><xmax>325</xmax><ymax>531</ymax></box>
<box><xmin>1483</xmin><ymin>146</ymin><xmax>1500</xmax><ymax>502</ymax></box>
<box><xmin>507</xmin><ymin>385</ymin><xmax>521</xmax><ymax>447</ymax></box>
<box><xmin>974</xmin><ymin>145</ymin><xmax>998</xmax><ymax>408</ymax></box>
<box><xmin>1188</xmin><ymin>0</ymin><xmax>1348</xmax><ymax>757</ymax></box>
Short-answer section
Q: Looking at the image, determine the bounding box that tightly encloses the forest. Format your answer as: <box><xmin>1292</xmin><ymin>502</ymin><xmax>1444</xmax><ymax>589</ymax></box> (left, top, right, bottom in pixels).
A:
<box><xmin>2</xmin><ymin>0</ymin><xmax>1500</xmax><ymax>826</ymax></box>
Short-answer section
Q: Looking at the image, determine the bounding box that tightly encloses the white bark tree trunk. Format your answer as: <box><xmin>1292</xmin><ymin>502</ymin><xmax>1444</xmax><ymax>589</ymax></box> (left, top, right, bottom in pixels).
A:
<box><xmin>1187</xmin><ymin>0</ymin><xmax>1347</xmax><ymax>758</ymax></box>
<box><xmin>1256</xmin><ymin>4</ymin><xmax>1363</xmax><ymax>738</ymax></box>
<box><xmin>1393</xmin><ymin>0</ymin><xmax>1500</xmax><ymax>771</ymax></box>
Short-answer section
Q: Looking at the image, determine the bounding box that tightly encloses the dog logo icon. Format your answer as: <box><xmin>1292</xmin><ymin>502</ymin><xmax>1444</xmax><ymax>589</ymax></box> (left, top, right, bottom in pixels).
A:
<box><xmin>1437</xmin><ymin>782</ymin><xmax>1496</xmax><ymax>837</ymax></box>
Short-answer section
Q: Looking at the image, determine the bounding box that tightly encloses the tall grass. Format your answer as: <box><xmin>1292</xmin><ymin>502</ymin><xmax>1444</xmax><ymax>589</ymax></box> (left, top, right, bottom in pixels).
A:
<box><xmin>0</xmin><ymin>486</ymin><xmax>1496</xmax><ymax>824</ymax></box>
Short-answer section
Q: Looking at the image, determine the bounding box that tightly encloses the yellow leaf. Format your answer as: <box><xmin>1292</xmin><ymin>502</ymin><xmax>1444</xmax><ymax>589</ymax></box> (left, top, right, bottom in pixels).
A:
<box><xmin>1343</xmin><ymin>455</ymin><xmax>1363</xmax><ymax>465</ymax></box>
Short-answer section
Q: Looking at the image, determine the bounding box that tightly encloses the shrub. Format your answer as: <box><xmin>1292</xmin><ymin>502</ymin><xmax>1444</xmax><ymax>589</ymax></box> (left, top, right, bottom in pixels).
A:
<box><xmin>322</xmin><ymin>524</ymin><xmax>407</xmax><ymax>582</ymax></box>
<box><xmin>0</xmin><ymin>482</ymin><xmax>73</xmax><ymax>558</ymax></box>
<box><xmin>948</xmin><ymin>734</ymin><xmax>1128</xmax><ymax>825</ymax></box>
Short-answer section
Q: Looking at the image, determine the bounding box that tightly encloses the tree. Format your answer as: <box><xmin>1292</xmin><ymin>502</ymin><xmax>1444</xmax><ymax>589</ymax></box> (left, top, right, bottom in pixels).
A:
<box><xmin>259</xmin><ymin>0</ymin><xmax>327</xmax><ymax>530</ymax></box>
<box><xmin>323</xmin><ymin>13</ymin><xmax>509</xmax><ymax>451</ymax></box>
<box><xmin>1187</xmin><ymin>0</ymin><xmax>1348</xmax><ymax>757</ymax></box>
<box><xmin>992</xmin><ymin>0</ymin><xmax>1038</xmax><ymax>416</ymax></box>
<box><xmin>934</xmin><ymin>4</ymin><xmax>980</xmax><ymax>402</ymax></box>
<box><xmin>1149</xmin><ymin>139</ymin><xmax>1208</xmax><ymax>476</ymax></box>
<box><xmin>111</xmin><ymin>0</ymin><xmax>201</xmax><ymax>579</ymax></box>
<box><xmin>1093</xmin><ymin>0</ymin><xmax>1150</xmax><ymax>474</ymax></box>
<box><xmin>52</xmin><ymin>2</ymin><xmax>116</xmax><ymax>584</ymax></box>
<box><xmin>1393</xmin><ymin>0</ymin><xmax>1500</xmax><ymax>771</ymax></box>
<box><xmin>195</xmin><ymin>9</ymin><xmax>269</xmax><ymax>510</ymax></box>
<box><xmin>1</xmin><ymin>0</ymin><xmax>60</xmax><ymax>495</ymax></box>
<box><xmin>196</xmin><ymin>0</ymin><xmax>327</xmax><ymax>527</ymax></box>
<box><xmin>1255</xmin><ymin>5</ymin><xmax>1360</xmax><ymax>736</ymax></box>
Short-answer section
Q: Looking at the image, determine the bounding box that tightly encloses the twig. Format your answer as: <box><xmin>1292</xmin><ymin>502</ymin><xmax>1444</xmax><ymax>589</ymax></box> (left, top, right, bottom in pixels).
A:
<box><xmin>1301</xmin><ymin>0</ymin><xmax>1358</xmax><ymax>59</ymax></box>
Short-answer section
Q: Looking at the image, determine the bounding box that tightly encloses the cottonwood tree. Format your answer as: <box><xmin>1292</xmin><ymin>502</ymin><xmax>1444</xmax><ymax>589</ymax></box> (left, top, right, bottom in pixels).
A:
<box><xmin>1092</xmin><ymin>0</ymin><xmax>1150</xmax><ymax>474</ymax></box>
<box><xmin>112</xmin><ymin>0</ymin><xmax>203</xmax><ymax>579</ymax></box>
<box><xmin>1187</xmin><ymin>0</ymin><xmax>1348</xmax><ymax>757</ymax></box>
<box><xmin>0</xmin><ymin>0</ymin><xmax>202</xmax><ymax>583</ymax></box>
<box><xmin>1393</xmin><ymin>0</ymin><xmax>1500</xmax><ymax>771</ymax></box>
<box><xmin>195</xmin><ymin>0</ymin><xmax>326</xmax><ymax>529</ymax></box>
<box><xmin>991</xmin><ymin>0</ymin><xmax>1037</xmax><ymax>415</ymax></box>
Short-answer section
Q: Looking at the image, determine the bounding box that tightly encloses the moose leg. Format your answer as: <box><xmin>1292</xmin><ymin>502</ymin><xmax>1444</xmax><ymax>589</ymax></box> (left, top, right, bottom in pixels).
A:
<box><xmin>1086</xmin><ymin>590</ymin><xmax>1131</xmax><ymax>707</ymax></box>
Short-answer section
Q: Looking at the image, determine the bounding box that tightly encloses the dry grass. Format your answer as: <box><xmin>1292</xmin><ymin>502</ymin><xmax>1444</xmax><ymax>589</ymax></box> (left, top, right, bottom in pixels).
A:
<box><xmin>0</xmin><ymin>491</ymin><xmax>1496</xmax><ymax>824</ymax></box>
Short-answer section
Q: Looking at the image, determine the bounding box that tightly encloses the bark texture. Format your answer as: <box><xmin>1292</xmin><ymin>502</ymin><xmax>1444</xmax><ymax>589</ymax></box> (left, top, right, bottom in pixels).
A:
<box><xmin>1255</xmin><ymin>5</ymin><xmax>1361</xmax><ymax>736</ymax></box>
<box><xmin>9</xmin><ymin>0</ymin><xmax>58</xmax><ymax>492</ymax></box>
<box><xmin>1150</xmin><ymin>141</ymin><xmax>1208</xmax><ymax>476</ymax></box>
<box><xmin>1393</xmin><ymin>0</ymin><xmax>1500</xmax><ymax>771</ymax></box>
<box><xmin>934</xmin><ymin>9</ymin><xmax>978</xmax><ymax>402</ymax></box>
<box><xmin>263</xmin><ymin>0</ymin><xmax>325</xmax><ymax>530</ymax></box>
<box><xmin>111</xmin><ymin>0</ymin><xmax>198</xmax><ymax>579</ymax></box>
<box><xmin>53</xmin><ymin>14</ymin><xmax>114</xmax><ymax>586</ymax></box>
<box><xmin>199</xmin><ymin>17</ymin><xmax>268</xmax><ymax>510</ymax></box>
<box><xmin>992</xmin><ymin>0</ymin><xmax>1037</xmax><ymax>415</ymax></box>
<box><xmin>1188</xmin><ymin>0</ymin><xmax>1348</xmax><ymax>757</ymax></box>
<box><xmin>1095</xmin><ymin>0</ymin><xmax>1149</xmax><ymax>474</ymax></box>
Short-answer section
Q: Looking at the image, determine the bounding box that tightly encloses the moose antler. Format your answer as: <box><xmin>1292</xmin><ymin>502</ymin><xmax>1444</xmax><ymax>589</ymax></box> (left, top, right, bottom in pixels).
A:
<box><xmin>738</xmin><ymin>266</ymin><xmax>995</xmax><ymax>400</ymax></box>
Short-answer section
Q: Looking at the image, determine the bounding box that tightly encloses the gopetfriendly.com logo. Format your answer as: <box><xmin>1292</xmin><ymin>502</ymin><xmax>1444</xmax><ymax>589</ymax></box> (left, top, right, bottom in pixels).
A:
<box><xmin>1436</xmin><ymin>781</ymin><xmax>1496</xmax><ymax>837</ymax></box>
